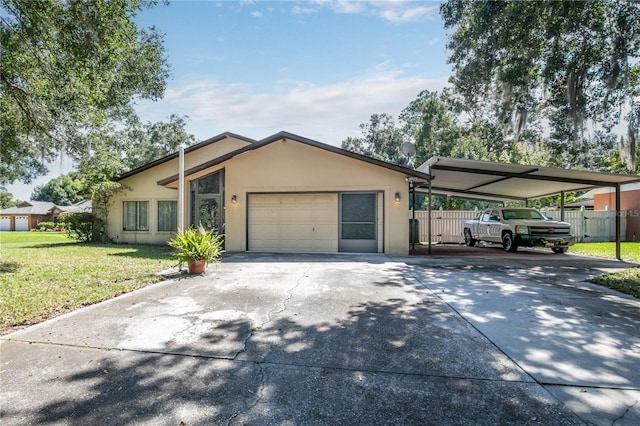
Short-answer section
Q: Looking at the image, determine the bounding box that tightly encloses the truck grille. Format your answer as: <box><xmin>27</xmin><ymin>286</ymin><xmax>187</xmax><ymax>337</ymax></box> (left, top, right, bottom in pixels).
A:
<box><xmin>530</xmin><ymin>226</ymin><xmax>571</xmax><ymax>236</ymax></box>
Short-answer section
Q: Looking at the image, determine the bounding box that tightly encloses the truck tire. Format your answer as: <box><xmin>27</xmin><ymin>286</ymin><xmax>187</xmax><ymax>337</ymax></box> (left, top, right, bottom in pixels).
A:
<box><xmin>552</xmin><ymin>247</ymin><xmax>568</xmax><ymax>254</ymax></box>
<box><xmin>464</xmin><ymin>229</ymin><xmax>477</xmax><ymax>247</ymax></box>
<box><xmin>502</xmin><ymin>232</ymin><xmax>518</xmax><ymax>252</ymax></box>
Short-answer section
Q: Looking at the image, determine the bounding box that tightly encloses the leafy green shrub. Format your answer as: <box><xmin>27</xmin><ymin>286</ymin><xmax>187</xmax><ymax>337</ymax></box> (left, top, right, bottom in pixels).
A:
<box><xmin>37</xmin><ymin>222</ymin><xmax>55</xmax><ymax>231</ymax></box>
<box><xmin>58</xmin><ymin>212</ymin><xmax>95</xmax><ymax>242</ymax></box>
<box><xmin>168</xmin><ymin>225</ymin><xmax>225</xmax><ymax>269</ymax></box>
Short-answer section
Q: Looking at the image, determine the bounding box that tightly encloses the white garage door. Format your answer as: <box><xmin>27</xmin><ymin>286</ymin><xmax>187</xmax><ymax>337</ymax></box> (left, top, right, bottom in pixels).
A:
<box><xmin>248</xmin><ymin>193</ymin><xmax>338</xmax><ymax>252</ymax></box>
<box><xmin>15</xmin><ymin>216</ymin><xmax>29</xmax><ymax>231</ymax></box>
<box><xmin>0</xmin><ymin>216</ymin><xmax>11</xmax><ymax>231</ymax></box>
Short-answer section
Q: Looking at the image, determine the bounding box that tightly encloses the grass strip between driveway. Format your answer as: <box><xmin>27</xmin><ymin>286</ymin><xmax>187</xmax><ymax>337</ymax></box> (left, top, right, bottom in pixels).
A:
<box><xmin>0</xmin><ymin>232</ymin><xmax>174</xmax><ymax>333</ymax></box>
<box><xmin>570</xmin><ymin>242</ymin><xmax>640</xmax><ymax>298</ymax></box>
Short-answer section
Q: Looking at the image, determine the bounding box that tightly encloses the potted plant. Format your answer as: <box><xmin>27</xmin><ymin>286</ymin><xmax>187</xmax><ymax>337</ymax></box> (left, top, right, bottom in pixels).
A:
<box><xmin>168</xmin><ymin>225</ymin><xmax>224</xmax><ymax>274</ymax></box>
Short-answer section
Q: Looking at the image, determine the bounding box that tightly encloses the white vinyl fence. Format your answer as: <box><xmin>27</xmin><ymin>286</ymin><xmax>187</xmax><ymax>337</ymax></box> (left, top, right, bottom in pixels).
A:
<box><xmin>412</xmin><ymin>208</ymin><xmax>626</xmax><ymax>244</ymax></box>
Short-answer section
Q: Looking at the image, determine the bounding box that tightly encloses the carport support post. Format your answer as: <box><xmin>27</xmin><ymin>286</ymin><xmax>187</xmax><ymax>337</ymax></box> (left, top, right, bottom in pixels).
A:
<box><xmin>616</xmin><ymin>184</ymin><xmax>621</xmax><ymax>261</ymax></box>
<box><xmin>560</xmin><ymin>191</ymin><xmax>565</xmax><ymax>222</ymax></box>
<box><xmin>412</xmin><ymin>183</ymin><xmax>416</xmax><ymax>252</ymax></box>
<box><xmin>428</xmin><ymin>176</ymin><xmax>432</xmax><ymax>255</ymax></box>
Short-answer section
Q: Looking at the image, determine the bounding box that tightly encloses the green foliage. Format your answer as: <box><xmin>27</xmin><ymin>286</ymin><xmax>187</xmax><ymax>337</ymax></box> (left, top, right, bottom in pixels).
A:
<box><xmin>168</xmin><ymin>226</ymin><xmax>225</xmax><ymax>268</ymax></box>
<box><xmin>0</xmin><ymin>186</ymin><xmax>17</xmax><ymax>209</ymax></box>
<box><xmin>440</xmin><ymin>0</ymin><xmax>640</xmax><ymax>172</ymax></box>
<box><xmin>36</xmin><ymin>221</ymin><xmax>55</xmax><ymax>231</ymax></box>
<box><xmin>90</xmin><ymin>181</ymin><xmax>129</xmax><ymax>242</ymax></box>
<box><xmin>0</xmin><ymin>0</ymin><xmax>170</xmax><ymax>184</ymax></box>
<box><xmin>122</xmin><ymin>114</ymin><xmax>197</xmax><ymax>171</ymax></box>
<box><xmin>31</xmin><ymin>172</ymin><xmax>85</xmax><ymax>205</ymax></box>
<box><xmin>342</xmin><ymin>113</ymin><xmax>412</xmax><ymax>167</ymax></box>
<box><xmin>59</xmin><ymin>212</ymin><xmax>94</xmax><ymax>242</ymax></box>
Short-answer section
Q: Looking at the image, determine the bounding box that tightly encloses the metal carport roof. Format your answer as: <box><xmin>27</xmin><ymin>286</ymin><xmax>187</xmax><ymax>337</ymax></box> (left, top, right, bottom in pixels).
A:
<box><xmin>412</xmin><ymin>157</ymin><xmax>640</xmax><ymax>259</ymax></box>
<box><xmin>416</xmin><ymin>157</ymin><xmax>640</xmax><ymax>202</ymax></box>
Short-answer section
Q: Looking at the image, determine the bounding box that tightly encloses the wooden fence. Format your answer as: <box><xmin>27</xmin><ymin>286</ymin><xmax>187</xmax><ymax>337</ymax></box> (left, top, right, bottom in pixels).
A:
<box><xmin>411</xmin><ymin>208</ymin><xmax>626</xmax><ymax>244</ymax></box>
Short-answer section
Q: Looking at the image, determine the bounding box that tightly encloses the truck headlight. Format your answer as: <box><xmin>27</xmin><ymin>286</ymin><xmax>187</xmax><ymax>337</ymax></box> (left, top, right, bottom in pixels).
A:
<box><xmin>515</xmin><ymin>225</ymin><xmax>528</xmax><ymax>234</ymax></box>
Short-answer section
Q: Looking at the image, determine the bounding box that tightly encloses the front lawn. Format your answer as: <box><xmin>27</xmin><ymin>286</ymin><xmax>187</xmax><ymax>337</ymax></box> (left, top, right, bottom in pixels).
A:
<box><xmin>0</xmin><ymin>232</ymin><xmax>174</xmax><ymax>333</ymax></box>
<box><xmin>570</xmin><ymin>242</ymin><xmax>640</xmax><ymax>298</ymax></box>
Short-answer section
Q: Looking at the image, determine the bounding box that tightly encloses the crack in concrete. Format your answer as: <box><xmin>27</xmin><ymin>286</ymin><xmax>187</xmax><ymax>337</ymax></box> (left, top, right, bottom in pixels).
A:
<box><xmin>230</xmin><ymin>265</ymin><xmax>311</xmax><ymax>361</ymax></box>
<box><xmin>612</xmin><ymin>399</ymin><xmax>639</xmax><ymax>425</ymax></box>
<box><xmin>226</xmin><ymin>361</ymin><xmax>266</xmax><ymax>426</ymax></box>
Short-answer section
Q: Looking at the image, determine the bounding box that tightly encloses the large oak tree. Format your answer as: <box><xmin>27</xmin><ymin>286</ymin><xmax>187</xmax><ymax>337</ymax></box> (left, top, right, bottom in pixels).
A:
<box><xmin>441</xmin><ymin>0</ymin><xmax>640</xmax><ymax>172</ymax></box>
<box><xmin>0</xmin><ymin>0</ymin><xmax>170</xmax><ymax>184</ymax></box>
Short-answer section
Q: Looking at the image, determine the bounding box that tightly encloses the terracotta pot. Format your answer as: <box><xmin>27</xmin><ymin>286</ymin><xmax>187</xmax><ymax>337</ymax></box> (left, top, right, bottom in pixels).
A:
<box><xmin>188</xmin><ymin>259</ymin><xmax>207</xmax><ymax>274</ymax></box>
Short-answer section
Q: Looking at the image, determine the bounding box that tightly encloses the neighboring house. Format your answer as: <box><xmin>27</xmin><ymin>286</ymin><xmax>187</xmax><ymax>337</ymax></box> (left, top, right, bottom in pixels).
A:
<box><xmin>579</xmin><ymin>183</ymin><xmax>640</xmax><ymax>241</ymax></box>
<box><xmin>109</xmin><ymin>131</ymin><xmax>431</xmax><ymax>255</ymax></box>
<box><xmin>62</xmin><ymin>199</ymin><xmax>93</xmax><ymax>214</ymax></box>
<box><xmin>0</xmin><ymin>200</ymin><xmax>93</xmax><ymax>231</ymax></box>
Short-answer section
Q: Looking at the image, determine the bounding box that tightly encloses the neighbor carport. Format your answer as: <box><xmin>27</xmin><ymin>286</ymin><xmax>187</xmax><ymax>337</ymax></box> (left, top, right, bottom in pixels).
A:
<box><xmin>411</xmin><ymin>157</ymin><xmax>640</xmax><ymax>259</ymax></box>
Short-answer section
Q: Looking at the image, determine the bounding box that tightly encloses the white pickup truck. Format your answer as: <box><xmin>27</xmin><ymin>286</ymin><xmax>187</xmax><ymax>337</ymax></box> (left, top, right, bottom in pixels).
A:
<box><xmin>462</xmin><ymin>208</ymin><xmax>575</xmax><ymax>253</ymax></box>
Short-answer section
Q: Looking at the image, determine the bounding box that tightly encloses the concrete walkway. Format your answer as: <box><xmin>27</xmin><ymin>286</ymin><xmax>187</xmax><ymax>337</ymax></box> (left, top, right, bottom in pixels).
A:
<box><xmin>1</xmin><ymin>251</ymin><xmax>638</xmax><ymax>425</ymax></box>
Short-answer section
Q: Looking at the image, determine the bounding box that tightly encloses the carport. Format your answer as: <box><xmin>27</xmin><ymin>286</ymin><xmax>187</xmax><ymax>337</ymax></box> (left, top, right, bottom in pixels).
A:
<box><xmin>412</xmin><ymin>156</ymin><xmax>640</xmax><ymax>260</ymax></box>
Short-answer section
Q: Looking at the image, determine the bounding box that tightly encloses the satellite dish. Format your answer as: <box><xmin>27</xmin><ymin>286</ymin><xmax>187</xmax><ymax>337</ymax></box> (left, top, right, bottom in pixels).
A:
<box><xmin>401</xmin><ymin>142</ymin><xmax>416</xmax><ymax>157</ymax></box>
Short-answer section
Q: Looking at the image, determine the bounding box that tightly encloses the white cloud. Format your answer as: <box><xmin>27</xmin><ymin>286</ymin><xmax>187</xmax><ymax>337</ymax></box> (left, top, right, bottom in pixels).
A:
<box><xmin>136</xmin><ymin>72</ymin><xmax>448</xmax><ymax>145</ymax></box>
<box><xmin>378</xmin><ymin>5</ymin><xmax>438</xmax><ymax>23</ymax></box>
<box><xmin>305</xmin><ymin>1</ymin><xmax>438</xmax><ymax>23</ymax></box>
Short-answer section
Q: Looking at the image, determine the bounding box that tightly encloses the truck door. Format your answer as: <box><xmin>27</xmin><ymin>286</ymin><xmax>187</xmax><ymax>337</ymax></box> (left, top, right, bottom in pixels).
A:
<box><xmin>487</xmin><ymin>209</ymin><xmax>502</xmax><ymax>241</ymax></box>
<box><xmin>479</xmin><ymin>210</ymin><xmax>493</xmax><ymax>240</ymax></box>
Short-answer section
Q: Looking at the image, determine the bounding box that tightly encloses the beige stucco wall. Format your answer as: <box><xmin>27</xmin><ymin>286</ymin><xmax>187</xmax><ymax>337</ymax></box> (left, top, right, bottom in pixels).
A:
<box><xmin>108</xmin><ymin>137</ymin><xmax>411</xmax><ymax>255</ymax></box>
<box><xmin>107</xmin><ymin>136</ymin><xmax>252</xmax><ymax>244</ymax></box>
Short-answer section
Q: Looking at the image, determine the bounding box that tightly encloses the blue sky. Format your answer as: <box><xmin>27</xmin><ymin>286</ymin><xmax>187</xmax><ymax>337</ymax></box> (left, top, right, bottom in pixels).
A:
<box><xmin>8</xmin><ymin>0</ymin><xmax>452</xmax><ymax>200</ymax></box>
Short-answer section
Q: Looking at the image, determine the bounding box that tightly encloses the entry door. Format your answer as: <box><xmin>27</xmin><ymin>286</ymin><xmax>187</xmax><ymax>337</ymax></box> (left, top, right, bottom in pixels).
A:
<box><xmin>196</xmin><ymin>197</ymin><xmax>221</xmax><ymax>233</ymax></box>
<box><xmin>339</xmin><ymin>193</ymin><xmax>377</xmax><ymax>253</ymax></box>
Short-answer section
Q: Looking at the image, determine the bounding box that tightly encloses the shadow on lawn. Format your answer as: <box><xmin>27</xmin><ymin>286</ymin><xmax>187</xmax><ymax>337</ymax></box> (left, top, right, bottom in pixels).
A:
<box><xmin>0</xmin><ymin>261</ymin><xmax>20</xmax><ymax>273</ymax></box>
<box><xmin>19</xmin><ymin>240</ymin><xmax>172</xmax><ymax>261</ymax></box>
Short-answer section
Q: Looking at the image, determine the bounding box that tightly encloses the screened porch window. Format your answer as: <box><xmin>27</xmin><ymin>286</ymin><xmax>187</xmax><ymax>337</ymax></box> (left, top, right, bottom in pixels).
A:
<box><xmin>157</xmin><ymin>201</ymin><xmax>177</xmax><ymax>231</ymax></box>
<box><xmin>123</xmin><ymin>201</ymin><xmax>149</xmax><ymax>231</ymax></box>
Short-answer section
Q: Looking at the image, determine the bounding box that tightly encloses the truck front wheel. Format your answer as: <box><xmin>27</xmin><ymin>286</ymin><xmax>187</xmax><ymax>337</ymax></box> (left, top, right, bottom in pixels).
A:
<box><xmin>464</xmin><ymin>229</ymin><xmax>477</xmax><ymax>247</ymax></box>
<box><xmin>502</xmin><ymin>232</ymin><xmax>518</xmax><ymax>252</ymax></box>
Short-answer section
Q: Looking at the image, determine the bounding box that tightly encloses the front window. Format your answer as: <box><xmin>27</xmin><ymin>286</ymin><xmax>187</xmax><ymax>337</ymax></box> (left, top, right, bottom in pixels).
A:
<box><xmin>123</xmin><ymin>201</ymin><xmax>149</xmax><ymax>231</ymax></box>
<box><xmin>157</xmin><ymin>201</ymin><xmax>177</xmax><ymax>232</ymax></box>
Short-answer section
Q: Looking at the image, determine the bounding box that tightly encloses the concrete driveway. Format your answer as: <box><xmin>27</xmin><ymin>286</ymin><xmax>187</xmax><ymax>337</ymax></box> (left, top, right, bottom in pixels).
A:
<box><xmin>1</xmin><ymin>250</ymin><xmax>639</xmax><ymax>425</ymax></box>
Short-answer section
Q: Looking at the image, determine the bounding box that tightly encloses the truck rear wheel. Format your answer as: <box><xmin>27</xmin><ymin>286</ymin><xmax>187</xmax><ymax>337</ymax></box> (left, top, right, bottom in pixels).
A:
<box><xmin>552</xmin><ymin>247</ymin><xmax>568</xmax><ymax>254</ymax></box>
<box><xmin>464</xmin><ymin>229</ymin><xmax>477</xmax><ymax>247</ymax></box>
<box><xmin>502</xmin><ymin>232</ymin><xmax>518</xmax><ymax>252</ymax></box>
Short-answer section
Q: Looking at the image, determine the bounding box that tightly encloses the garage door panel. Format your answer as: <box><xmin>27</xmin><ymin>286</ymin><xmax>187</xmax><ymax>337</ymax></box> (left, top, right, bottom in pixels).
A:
<box><xmin>248</xmin><ymin>193</ymin><xmax>338</xmax><ymax>252</ymax></box>
<box><xmin>15</xmin><ymin>216</ymin><xmax>29</xmax><ymax>231</ymax></box>
<box><xmin>0</xmin><ymin>216</ymin><xmax>11</xmax><ymax>231</ymax></box>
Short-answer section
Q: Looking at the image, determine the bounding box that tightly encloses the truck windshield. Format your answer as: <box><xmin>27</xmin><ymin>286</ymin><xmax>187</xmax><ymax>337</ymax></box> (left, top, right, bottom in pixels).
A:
<box><xmin>502</xmin><ymin>209</ymin><xmax>545</xmax><ymax>220</ymax></box>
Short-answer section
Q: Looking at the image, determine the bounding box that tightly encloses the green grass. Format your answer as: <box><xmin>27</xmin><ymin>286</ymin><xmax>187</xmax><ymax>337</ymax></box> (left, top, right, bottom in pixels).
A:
<box><xmin>569</xmin><ymin>242</ymin><xmax>640</xmax><ymax>298</ymax></box>
<box><xmin>569</xmin><ymin>242</ymin><xmax>640</xmax><ymax>263</ymax></box>
<box><xmin>0</xmin><ymin>232</ymin><xmax>174</xmax><ymax>333</ymax></box>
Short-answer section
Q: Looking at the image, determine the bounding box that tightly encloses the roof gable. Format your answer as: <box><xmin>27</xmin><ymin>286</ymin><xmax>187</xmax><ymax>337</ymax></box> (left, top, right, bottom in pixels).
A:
<box><xmin>115</xmin><ymin>132</ymin><xmax>256</xmax><ymax>181</ymax></box>
<box><xmin>156</xmin><ymin>131</ymin><xmax>430</xmax><ymax>186</ymax></box>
